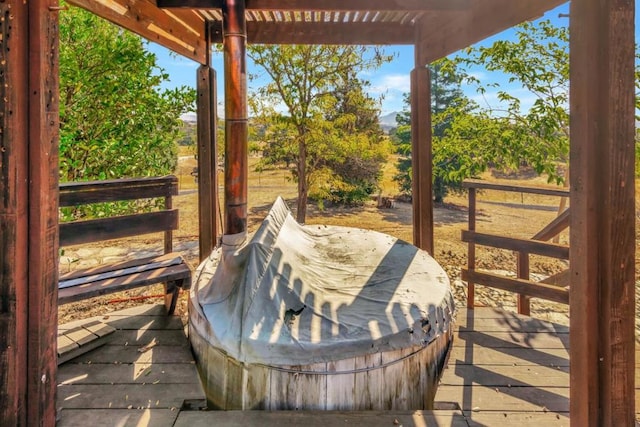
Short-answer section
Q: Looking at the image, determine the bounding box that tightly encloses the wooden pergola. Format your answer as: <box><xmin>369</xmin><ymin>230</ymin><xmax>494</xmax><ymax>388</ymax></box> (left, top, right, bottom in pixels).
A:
<box><xmin>0</xmin><ymin>0</ymin><xmax>635</xmax><ymax>425</ymax></box>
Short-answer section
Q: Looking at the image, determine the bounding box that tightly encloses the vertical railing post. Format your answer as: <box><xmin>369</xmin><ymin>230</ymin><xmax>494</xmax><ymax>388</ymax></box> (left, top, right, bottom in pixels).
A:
<box><xmin>165</xmin><ymin>192</ymin><xmax>173</xmax><ymax>254</ymax></box>
<box><xmin>466</xmin><ymin>186</ymin><xmax>476</xmax><ymax>309</ymax></box>
<box><xmin>516</xmin><ymin>252</ymin><xmax>530</xmax><ymax>315</ymax></box>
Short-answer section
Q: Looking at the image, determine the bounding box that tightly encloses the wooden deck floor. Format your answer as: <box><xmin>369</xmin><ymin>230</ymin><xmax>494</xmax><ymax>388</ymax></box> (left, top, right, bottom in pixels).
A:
<box><xmin>56</xmin><ymin>304</ymin><xmax>206</xmax><ymax>426</ymax></box>
<box><xmin>56</xmin><ymin>305</ymin><xmax>639</xmax><ymax>426</ymax></box>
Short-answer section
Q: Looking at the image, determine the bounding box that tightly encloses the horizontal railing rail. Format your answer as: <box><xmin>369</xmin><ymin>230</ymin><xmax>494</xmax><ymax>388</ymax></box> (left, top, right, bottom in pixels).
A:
<box><xmin>463</xmin><ymin>179</ymin><xmax>570</xmax><ymax>315</ymax></box>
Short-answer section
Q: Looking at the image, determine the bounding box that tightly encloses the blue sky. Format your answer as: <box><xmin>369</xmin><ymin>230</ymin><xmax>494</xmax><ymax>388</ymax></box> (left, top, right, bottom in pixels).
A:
<box><xmin>148</xmin><ymin>2</ymin><xmax>636</xmax><ymax>118</ymax></box>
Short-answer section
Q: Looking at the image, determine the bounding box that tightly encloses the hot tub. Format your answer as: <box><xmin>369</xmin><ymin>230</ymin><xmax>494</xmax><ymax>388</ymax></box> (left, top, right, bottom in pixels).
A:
<box><xmin>189</xmin><ymin>197</ymin><xmax>455</xmax><ymax>410</ymax></box>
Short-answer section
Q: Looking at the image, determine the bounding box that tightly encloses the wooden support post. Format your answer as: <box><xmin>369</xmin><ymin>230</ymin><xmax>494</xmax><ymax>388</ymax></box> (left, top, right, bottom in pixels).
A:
<box><xmin>222</xmin><ymin>0</ymin><xmax>248</xmax><ymax>235</ymax></box>
<box><xmin>0</xmin><ymin>1</ymin><xmax>30</xmax><ymax>424</ymax></box>
<box><xmin>412</xmin><ymin>23</ymin><xmax>434</xmax><ymax>255</ymax></box>
<box><xmin>466</xmin><ymin>187</ymin><xmax>476</xmax><ymax>309</ymax></box>
<box><xmin>27</xmin><ymin>0</ymin><xmax>59</xmax><ymax>423</ymax></box>
<box><xmin>516</xmin><ymin>252</ymin><xmax>530</xmax><ymax>315</ymax></box>
<box><xmin>569</xmin><ymin>0</ymin><xmax>635</xmax><ymax>425</ymax></box>
<box><xmin>410</xmin><ymin>65</ymin><xmax>434</xmax><ymax>253</ymax></box>
<box><xmin>1</xmin><ymin>0</ymin><xmax>59</xmax><ymax>424</ymax></box>
<box><xmin>410</xmin><ymin>69</ymin><xmax>422</xmax><ymax>250</ymax></box>
<box><xmin>197</xmin><ymin>63</ymin><xmax>220</xmax><ymax>260</ymax></box>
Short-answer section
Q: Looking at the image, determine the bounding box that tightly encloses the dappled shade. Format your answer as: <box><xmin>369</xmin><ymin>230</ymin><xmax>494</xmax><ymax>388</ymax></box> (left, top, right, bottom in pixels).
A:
<box><xmin>191</xmin><ymin>197</ymin><xmax>454</xmax><ymax>365</ymax></box>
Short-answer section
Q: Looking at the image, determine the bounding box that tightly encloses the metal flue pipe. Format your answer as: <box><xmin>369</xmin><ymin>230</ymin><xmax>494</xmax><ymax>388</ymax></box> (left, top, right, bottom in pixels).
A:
<box><xmin>222</xmin><ymin>0</ymin><xmax>248</xmax><ymax>235</ymax></box>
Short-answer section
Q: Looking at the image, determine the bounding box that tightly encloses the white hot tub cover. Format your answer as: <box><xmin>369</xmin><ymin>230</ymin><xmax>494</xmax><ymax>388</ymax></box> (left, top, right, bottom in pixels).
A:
<box><xmin>191</xmin><ymin>197</ymin><xmax>455</xmax><ymax>365</ymax></box>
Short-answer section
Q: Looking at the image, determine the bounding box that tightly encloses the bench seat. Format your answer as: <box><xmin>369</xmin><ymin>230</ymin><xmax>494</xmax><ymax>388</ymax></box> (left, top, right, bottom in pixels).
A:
<box><xmin>59</xmin><ymin>253</ymin><xmax>191</xmax><ymax>314</ymax></box>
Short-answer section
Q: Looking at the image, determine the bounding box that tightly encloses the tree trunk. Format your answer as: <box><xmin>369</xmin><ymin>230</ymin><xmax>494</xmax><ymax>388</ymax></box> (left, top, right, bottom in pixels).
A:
<box><xmin>296</xmin><ymin>140</ymin><xmax>308</xmax><ymax>223</ymax></box>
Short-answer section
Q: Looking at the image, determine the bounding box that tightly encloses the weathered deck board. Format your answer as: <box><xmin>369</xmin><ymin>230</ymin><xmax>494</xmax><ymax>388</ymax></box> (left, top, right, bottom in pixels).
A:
<box><xmin>57</xmin><ymin>383</ymin><xmax>206</xmax><ymax>409</ymax></box>
<box><xmin>55</xmin><ymin>305</ymin><xmax>639</xmax><ymax>425</ymax></box>
<box><xmin>436</xmin><ymin>308</ymin><xmax>572</xmax><ymax>424</ymax></box>
<box><xmin>441</xmin><ymin>364</ymin><xmax>569</xmax><ymax>387</ymax></box>
<box><xmin>57</xmin><ymin>305</ymin><xmax>205</xmax><ymax>426</ymax></box>
<box><xmin>436</xmin><ymin>384</ymin><xmax>569</xmax><ymax>412</ymax></box>
<box><xmin>56</xmin><ymin>409</ymin><xmax>179</xmax><ymax>427</ymax></box>
<box><xmin>448</xmin><ymin>345</ymin><xmax>569</xmax><ymax>367</ymax></box>
<box><xmin>464</xmin><ymin>411</ymin><xmax>569</xmax><ymax>426</ymax></box>
<box><xmin>58</xmin><ymin>362</ymin><xmax>202</xmax><ymax>385</ymax></box>
<box><xmin>173</xmin><ymin>410</ymin><xmax>469</xmax><ymax>426</ymax></box>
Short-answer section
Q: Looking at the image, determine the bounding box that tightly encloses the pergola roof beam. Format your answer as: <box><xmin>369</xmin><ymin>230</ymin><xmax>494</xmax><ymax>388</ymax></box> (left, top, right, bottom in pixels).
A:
<box><xmin>67</xmin><ymin>0</ymin><xmax>208</xmax><ymax>64</ymax></box>
<box><xmin>209</xmin><ymin>21</ymin><xmax>414</xmax><ymax>45</ymax></box>
<box><xmin>416</xmin><ymin>0</ymin><xmax>568</xmax><ymax>63</ymax></box>
<box><xmin>156</xmin><ymin>0</ymin><xmax>470</xmax><ymax>11</ymax></box>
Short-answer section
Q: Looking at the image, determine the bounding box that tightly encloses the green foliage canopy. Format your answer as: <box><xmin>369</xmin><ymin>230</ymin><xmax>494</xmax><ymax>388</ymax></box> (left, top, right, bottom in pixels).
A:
<box><xmin>394</xmin><ymin>20</ymin><xmax>575</xmax><ymax>203</ymax></box>
<box><xmin>458</xmin><ymin>19</ymin><xmax>570</xmax><ymax>182</ymax></box>
<box><xmin>59</xmin><ymin>6</ymin><xmax>196</xmax><ymax>182</ymax></box>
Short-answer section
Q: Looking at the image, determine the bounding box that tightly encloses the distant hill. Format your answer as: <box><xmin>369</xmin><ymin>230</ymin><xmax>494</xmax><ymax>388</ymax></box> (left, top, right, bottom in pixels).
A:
<box><xmin>379</xmin><ymin>111</ymin><xmax>399</xmax><ymax>127</ymax></box>
<box><xmin>180</xmin><ymin>112</ymin><xmax>197</xmax><ymax>123</ymax></box>
<box><xmin>379</xmin><ymin>111</ymin><xmax>400</xmax><ymax>133</ymax></box>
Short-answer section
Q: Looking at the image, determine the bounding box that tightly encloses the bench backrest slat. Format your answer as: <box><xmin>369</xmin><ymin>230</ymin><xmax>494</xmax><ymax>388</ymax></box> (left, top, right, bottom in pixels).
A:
<box><xmin>60</xmin><ymin>210</ymin><xmax>179</xmax><ymax>247</ymax></box>
<box><xmin>60</xmin><ymin>176</ymin><xmax>178</xmax><ymax>206</ymax></box>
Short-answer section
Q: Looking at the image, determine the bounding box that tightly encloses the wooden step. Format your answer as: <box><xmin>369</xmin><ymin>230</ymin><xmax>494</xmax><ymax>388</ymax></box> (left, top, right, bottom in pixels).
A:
<box><xmin>57</xmin><ymin>320</ymin><xmax>115</xmax><ymax>365</ymax></box>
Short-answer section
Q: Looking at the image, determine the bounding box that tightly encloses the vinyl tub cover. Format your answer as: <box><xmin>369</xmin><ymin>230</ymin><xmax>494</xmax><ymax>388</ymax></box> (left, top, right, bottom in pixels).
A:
<box><xmin>192</xmin><ymin>197</ymin><xmax>455</xmax><ymax>366</ymax></box>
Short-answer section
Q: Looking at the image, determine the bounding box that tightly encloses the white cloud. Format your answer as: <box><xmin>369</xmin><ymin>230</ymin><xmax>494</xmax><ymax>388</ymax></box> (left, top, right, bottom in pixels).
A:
<box><xmin>168</xmin><ymin>59</ymin><xmax>198</xmax><ymax>68</ymax></box>
<box><xmin>370</xmin><ymin>74</ymin><xmax>410</xmax><ymax>95</ymax></box>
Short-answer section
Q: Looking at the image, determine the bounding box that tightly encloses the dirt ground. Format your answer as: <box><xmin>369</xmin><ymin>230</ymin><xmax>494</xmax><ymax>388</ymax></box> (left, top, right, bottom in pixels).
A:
<box><xmin>58</xmin><ymin>156</ymin><xmax>635</xmax><ymax>334</ymax></box>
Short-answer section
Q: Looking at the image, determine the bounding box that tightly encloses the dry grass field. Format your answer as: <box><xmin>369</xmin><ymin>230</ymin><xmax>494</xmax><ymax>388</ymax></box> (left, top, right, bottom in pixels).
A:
<box><xmin>59</xmin><ymin>154</ymin><xmax>637</xmax><ymax>332</ymax></box>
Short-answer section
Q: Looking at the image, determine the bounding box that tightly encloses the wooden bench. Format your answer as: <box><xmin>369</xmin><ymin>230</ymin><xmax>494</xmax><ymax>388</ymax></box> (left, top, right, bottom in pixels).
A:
<box><xmin>58</xmin><ymin>176</ymin><xmax>191</xmax><ymax>314</ymax></box>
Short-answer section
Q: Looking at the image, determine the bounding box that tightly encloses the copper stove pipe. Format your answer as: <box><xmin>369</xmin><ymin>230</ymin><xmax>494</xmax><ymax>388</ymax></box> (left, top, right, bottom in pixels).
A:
<box><xmin>222</xmin><ymin>0</ymin><xmax>247</xmax><ymax>235</ymax></box>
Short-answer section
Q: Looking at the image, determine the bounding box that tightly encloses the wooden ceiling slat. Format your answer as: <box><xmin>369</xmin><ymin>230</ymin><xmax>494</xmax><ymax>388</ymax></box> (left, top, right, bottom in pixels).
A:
<box><xmin>209</xmin><ymin>21</ymin><xmax>414</xmax><ymax>45</ymax></box>
<box><xmin>157</xmin><ymin>0</ymin><xmax>470</xmax><ymax>11</ymax></box>
<box><xmin>191</xmin><ymin>9</ymin><xmax>205</xmax><ymax>21</ymax></box>
<box><xmin>67</xmin><ymin>0</ymin><xmax>207</xmax><ymax>63</ymax></box>
<box><xmin>399</xmin><ymin>12</ymin><xmax>413</xmax><ymax>25</ymax></box>
<box><xmin>416</xmin><ymin>0</ymin><xmax>567</xmax><ymax>64</ymax></box>
<box><xmin>163</xmin><ymin>9</ymin><xmax>202</xmax><ymax>36</ymax></box>
<box><xmin>390</xmin><ymin>12</ymin><xmax>404</xmax><ymax>23</ymax></box>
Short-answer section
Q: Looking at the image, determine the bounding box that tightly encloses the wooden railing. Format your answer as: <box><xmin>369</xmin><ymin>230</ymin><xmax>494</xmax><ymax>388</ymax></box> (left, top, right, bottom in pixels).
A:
<box><xmin>462</xmin><ymin>179</ymin><xmax>570</xmax><ymax>315</ymax></box>
<box><xmin>59</xmin><ymin>176</ymin><xmax>178</xmax><ymax>252</ymax></box>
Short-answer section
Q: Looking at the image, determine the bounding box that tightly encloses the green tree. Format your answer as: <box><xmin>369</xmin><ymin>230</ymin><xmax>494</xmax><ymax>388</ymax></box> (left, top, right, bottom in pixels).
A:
<box><xmin>59</xmin><ymin>5</ymin><xmax>196</xmax><ymax>182</ymax></box>
<box><xmin>393</xmin><ymin>58</ymin><xmax>471</xmax><ymax>202</ymax></box>
<box><xmin>458</xmin><ymin>19</ymin><xmax>570</xmax><ymax>182</ymax></box>
<box><xmin>392</xmin><ymin>94</ymin><xmax>412</xmax><ymax>197</ymax></box>
<box><xmin>249</xmin><ymin>45</ymin><xmax>391</xmax><ymax>222</ymax></box>
<box><xmin>317</xmin><ymin>75</ymin><xmax>389</xmax><ymax>205</ymax></box>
